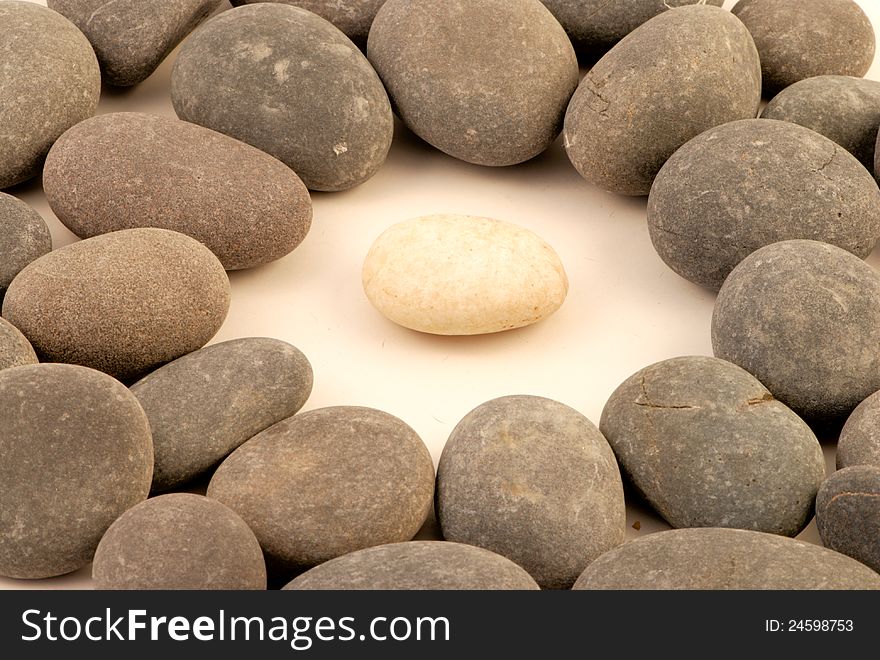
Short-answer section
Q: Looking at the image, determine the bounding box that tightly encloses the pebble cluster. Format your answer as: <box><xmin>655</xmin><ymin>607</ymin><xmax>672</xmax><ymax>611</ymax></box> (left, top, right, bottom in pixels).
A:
<box><xmin>1</xmin><ymin>0</ymin><xmax>880</xmax><ymax>591</ymax></box>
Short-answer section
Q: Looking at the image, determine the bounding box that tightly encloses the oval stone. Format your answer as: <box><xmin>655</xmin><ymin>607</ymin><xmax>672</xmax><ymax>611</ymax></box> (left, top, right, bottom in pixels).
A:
<box><xmin>563</xmin><ymin>4</ymin><xmax>761</xmax><ymax>196</ymax></box>
<box><xmin>368</xmin><ymin>0</ymin><xmax>578</xmax><ymax>166</ymax></box>
<box><xmin>362</xmin><ymin>214</ymin><xmax>568</xmax><ymax>335</ymax></box>
<box><xmin>44</xmin><ymin>112</ymin><xmax>312</xmax><ymax>270</ymax></box>
<box><xmin>131</xmin><ymin>337</ymin><xmax>314</xmax><ymax>493</ymax></box>
<box><xmin>572</xmin><ymin>527</ymin><xmax>880</xmax><ymax>590</ymax></box>
<box><xmin>0</xmin><ymin>317</ymin><xmax>37</xmax><ymax>371</ymax></box>
<box><xmin>0</xmin><ymin>1</ymin><xmax>100</xmax><ymax>189</ymax></box>
<box><xmin>0</xmin><ymin>193</ymin><xmax>51</xmax><ymax>303</ymax></box>
<box><xmin>816</xmin><ymin>466</ymin><xmax>880</xmax><ymax>573</ymax></box>
<box><xmin>171</xmin><ymin>3</ymin><xmax>393</xmax><ymax>192</ymax></box>
<box><xmin>838</xmin><ymin>391</ymin><xmax>880</xmax><ymax>469</ymax></box>
<box><xmin>2</xmin><ymin>228</ymin><xmax>230</xmax><ymax>383</ymax></box>
<box><xmin>0</xmin><ymin>364</ymin><xmax>153</xmax><ymax>579</ymax></box>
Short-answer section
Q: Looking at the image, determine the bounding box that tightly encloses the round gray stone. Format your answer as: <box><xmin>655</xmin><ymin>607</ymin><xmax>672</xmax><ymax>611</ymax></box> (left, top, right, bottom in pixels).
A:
<box><xmin>207</xmin><ymin>406</ymin><xmax>435</xmax><ymax>578</ymax></box>
<box><xmin>816</xmin><ymin>466</ymin><xmax>880</xmax><ymax>573</ymax></box>
<box><xmin>0</xmin><ymin>193</ymin><xmax>51</xmax><ymax>303</ymax></box>
<box><xmin>437</xmin><ymin>395</ymin><xmax>625</xmax><ymax>589</ymax></box>
<box><xmin>2</xmin><ymin>228</ymin><xmax>230</xmax><ymax>383</ymax></box>
<box><xmin>131</xmin><ymin>337</ymin><xmax>314</xmax><ymax>493</ymax></box>
<box><xmin>647</xmin><ymin>119</ymin><xmax>880</xmax><ymax>290</ymax></box>
<box><xmin>284</xmin><ymin>541</ymin><xmax>540</xmax><ymax>590</ymax></box>
<box><xmin>171</xmin><ymin>3</ymin><xmax>393</xmax><ymax>192</ymax></box>
<box><xmin>92</xmin><ymin>493</ymin><xmax>266</xmax><ymax>590</ymax></box>
<box><xmin>0</xmin><ymin>1</ymin><xmax>100</xmax><ymax>189</ymax></box>
<box><xmin>732</xmin><ymin>0</ymin><xmax>875</xmax><ymax>95</ymax></box>
<box><xmin>712</xmin><ymin>240</ymin><xmax>880</xmax><ymax>424</ymax></box>
<box><xmin>563</xmin><ymin>4</ymin><xmax>761</xmax><ymax>196</ymax></box>
<box><xmin>0</xmin><ymin>364</ymin><xmax>153</xmax><ymax>579</ymax></box>
<box><xmin>573</xmin><ymin>527</ymin><xmax>880</xmax><ymax>590</ymax></box>
<box><xmin>0</xmin><ymin>317</ymin><xmax>37</xmax><ymax>371</ymax></box>
<box><xmin>838</xmin><ymin>391</ymin><xmax>880</xmax><ymax>469</ymax></box>
<box><xmin>368</xmin><ymin>0</ymin><xmax>578</xmax><ymax>167</ymax></box>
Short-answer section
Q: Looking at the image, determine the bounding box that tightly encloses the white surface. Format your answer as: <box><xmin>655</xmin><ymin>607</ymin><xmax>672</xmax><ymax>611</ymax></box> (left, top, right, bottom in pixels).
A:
<box><xmin>2</xmin><ymin>0</ymin><xmax>879</xmax><ymax>589</ymax></box>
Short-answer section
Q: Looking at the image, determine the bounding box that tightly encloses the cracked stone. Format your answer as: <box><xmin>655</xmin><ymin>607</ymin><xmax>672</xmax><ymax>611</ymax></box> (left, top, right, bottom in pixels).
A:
<box><xmin>815</xmin><ymin>466</ymin><xmax>880</xmax><ymax>573</ymax></box>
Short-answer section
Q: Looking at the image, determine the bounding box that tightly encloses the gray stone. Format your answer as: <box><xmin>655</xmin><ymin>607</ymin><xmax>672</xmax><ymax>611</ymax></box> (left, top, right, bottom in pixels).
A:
<box><xmin>47</xmin><ymin>0</ymin><xmax>222</xmax><ymax>87</ymax></box>
<box><xmin>171</xmin><ymin>3</ymin><xmax>393</xmax><ymax>192</ymax></box>
<box><xmin>2</xmin><ymin>228</ymin><xmax>230</xmax><ymax>383</ymax></box>
<box><xmin>0</xmin><ymin>193</ymin><xmax>51</xmax><ymax>303</ymax></box>
<box><xmin>92</xmin><ymin>493</ymin><xmax>266</xmax><ymax>590</ymax></box>
<box><xmin>284</xmin><ymin>541</ymin><xmax>540</xmax><ymax>590</ymax></box>
<box><xmin>647</xmin><ymin>119</ymin><xmax>880</xmax><ymax>290</ymax></box>
<box><xmin>563</xmin><ymin>5</ymin><xmax>761</xmax><ymax>196</ymax></box>
<box><xmin>712</xmin><ymin>240</ymin><xmax>880</xmax><ymax>424</ymax></box>
<box><xmin>816</xmin><ymin>466</ymin><xmax>880</xmax><ymax>573</ymax></box>
<box><xmin>436</xmin><ymin>395</ymin><xmax>625</xmax><ymax>589</ymax></box>
<box><xmin>0</xmin><ymin>1</ymin><xmax>100</xmax><ymax>189</ymax></box>
<box><xmin>838</xmin><ymin>391</ymin><xmax>880</xmax><ymax>469</ymax></box>
<box><xmin>131</xmin><ymin>338</ymin><xmax>314</xmax><ymax>493</ymax></box>
<box><xmin>207</xmin><ymin>406</ymin><xmax>435</xmax><ymax>578</ymax></box>
<box><xmin>0</xmin><ymin>364</ymin><xmax>152</xmax><ymax>579</ymax></box>
<box><xmin>732</xmin><ymin>0</ymin><xmax>875</xmax><ymax>95</ymax></box>
<box><xmin>600</xmin><ymin>356</ymin><xmax>825</xmax><ymax>537</ymax></box>
<box><xmin>0</xmin><ymin>317</ymin><xmax>37</xmax><ymax>371</ymax></box>
<box><xmin>573</xmin><ymin>527</ymin><xmax>880</xmax><ymax>589</ymax></box>
<box><xmin>367</xmin><ymin>0</ymin><xmax>578</xmax><ymax>167</ymax></box>
<box><xmin>44</xmin><ymin>112</ymin><xmax>312</xmax><ymax>271</ymax></box>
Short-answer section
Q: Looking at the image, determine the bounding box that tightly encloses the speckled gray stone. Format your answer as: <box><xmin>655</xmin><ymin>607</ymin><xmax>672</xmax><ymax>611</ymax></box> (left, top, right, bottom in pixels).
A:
<box><xmin>44</xmin><ymin>112</ymin><xmax>312</xmax><ymax>270</ymax></box>
<box><xmin>732</xmin><ymin>0</ymin><xmax>875</xmax><ymax>95</ymax></box>
<box><xmin>0</xmin><ymin>2</ymin><xmax>100</xmax><ymax>189</ymax></box>
<box><xmin>647</xmin><ymin>119</ymin><xmax>880</xmax><ymax>290</ymax></box>
<box><xmin>563</xmin><ymin>5</ymin><xmax>761</xmax><ymax>196</ymax></box>
<box><xmin>2</xmin><ymin>228</ymin><xmax>230</xmax><ymax>383</ymax></box>
<box><xmin>92</xmin><ymin>494</ymin><xmax>266</xmax><ymax>590</ymax></box>
<box><xmin>0</xmin><ymin>193</ymin><xmax>51</xmax><ymax>303</ymax></box>
<box><xmin>816</xmin><ymin>466</ymin><xmax>880</xmax><ymax>573</ymax></box>
<box><xmin>171</xmin><ymin>3</ymin><xmax>393</xmax><ymax>192</ymax></box>
<box><xmin>600</xmin><ymin>356</ymin><xmax>825</xmax><ymax>537</ymax></box>
<box><xmin>284</xmin><ymin>541</ymin><xmax>540</xmax><ymax>590</ymax></box>
<box><xmin>436</xmin><ymin>395</ymin><xmax>625</xmax><ymax>589</ymax></box>
<box><xmin>47</xmin><ymin>0</ymin><xmax>222</xmax><ymax>86</ymax></box>
<box><xmin>0</xmin><ymin>364</ymin><xmax>152</xmax><ymax>579</ymax></box>
<box><xmin>0</xmin><ymin>317</ymin><xmax>37</xmax><ymax>371</ymax></box>
<box><xmin>131</xmin><ymin>338</ymin><xmax>314</xmax><ymax>493</ymax></box>
<box><xmin>573</xmin><ymin>527</ymin><xmax>880</xmax><ymax>590</ymax></box>
<box><xmin>368</xmin><ymin>0</ymin><xmax>578</xmax><ymax>167</ymax></box>
<box><xmin>712</xmin><ymin>240</ymin><xmax>880</xmax><ymax>424</ymax></box>
<box><xmin>207</xmin><ymin>406</ymin><xmax>435</xmax><ymax>578</ymax></box>
<box><xmin>838</xmin><ymin>391</ymin><xmax>880</xmax><ymax>469</ymax></box>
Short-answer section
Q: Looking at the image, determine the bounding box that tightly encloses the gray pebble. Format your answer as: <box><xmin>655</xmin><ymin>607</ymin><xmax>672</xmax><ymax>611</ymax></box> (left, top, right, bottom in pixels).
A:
<box><xmin>0</xmin><ymin>364</ymin><xmax>153</xmax><ymax>579</ymax></box>
<box><xmin>44</xmin><ymin>112</ymin><xmax>312</xmax><ymax>270</ymax></box>
<box><xmin>2</xmin><ymin>228</ymin><xmax>230</xmax><ymax>383</ymax></box>
<box><xmin>712</xmin><ymin>240</ymin><xmax>880</xmax><ymax>424</ymax></box>
<box><xmin>284</xmin><ymin>541</ymin><xmax>540</xmax><ymax>590</ymax></box>
<box><xmin>131</xmin><ymin>337</ymin><xmax>314</xmax><ymax>493</ymax></box>
<box><xmin>0</xmin><ymin>193</ymin><xmax>51</xmax><ymax>303</ymax></box>
<box><xmin>732</xmin><ymin>0</ymin><xmax>875</xmax><ymax>95</ymax></box>
<box><xmin>563</xmin><ymin>5</ymin><xmax>761</xmax><ymax>196</ymax></box>
<box><xmin>47</xmin><ymin>0</ymin><xmax>222</xmax><ymax>87</ymax></box>
<box><xmin>171</xmin><ymin>3</ymin><xmax>393</xmax><ymax>192</ymax></box>
<box><xmin>0</xmin><ymin>1</ymin><xmax>100</xmax><ymax>189</ymax></box>
<box><xmin>207</xmin><ymin>406</ymin><xmax>435</xmax><ymax>578</ymax></box>
<box><xmin>0</xmin><ymin>317</ymin><xmax>37</xmax><ymax>371</ymax></box>
<box><xmin>573</xmin><ymin>527</ymin><xmax>880</xmax><ymax>589</ymax></box>
<box><xmin>436</xmin><ymin>395</ymin><xmax>625</xmax><ymax>589</ymax></box>
<box><xmin>600</xmin><ymin>356</ymin><xmax>825</xmax><ymax>537</ymax></box>
<box><xmin>368</xmin><ymin>0</ymin><xmax>578</xmax><ymax>167</ymax></box>
<box><xmin>92</xmin><ymin>494</ymin><xmax>266</xmax><ymax>590</ymax></box>
<box><xmin>816</xmin><ymin>466</ymin><xmax>880</xmax><ymax>573</ymax></box>
<box><xmin>838</xmin><ymin>391</ymin><xmax>880</xmax><ymax>469</ymax></box>
<box><xmin>647</xmin><ymin>119</ymin><xmax>880</xmax><ymax>290</ymax></box>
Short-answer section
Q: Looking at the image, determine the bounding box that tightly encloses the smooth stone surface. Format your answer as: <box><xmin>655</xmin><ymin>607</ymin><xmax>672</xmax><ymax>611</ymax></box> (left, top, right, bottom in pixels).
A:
<box><xmin>0</xmin><ymin>317</ymin><xmax>37</xmax><ymax>371</ymax></box>
<box><xmin>131</xmin><ymin>337</ymin><xmax>314</xmax><ymax>493</ymax></box>
<box><xmin>172</xmin><ymin>3</ymin><xmax>393</xmax><ymax>192</ymax></box>
<box><xmin>368</xmin><ymin>0</ymin><xmax>578</xmax><ymax>166</ymax></box>
<box><xmin>284</xmin><ymin>541</ymin><xmax>540</xmax><ymax>590</ymax></box>
<box><xmin>92</xmin><ymin>494</ymin><xmax>267</xmax><ymax>590</ymax></box>
<box><xmin>816</xmin><ymin>466</ymin><xmax>880</xmax><ymax>573</ymax></box>
<box><xmin>0</xmin><ymin>1</ymin><xmax>100</xmax><ymax>189</ymax></box>
<box><xmin>600</xmin><ymin>356</ymin><xmax>825</xmax><ymax>537</ymax></box>
<box><xmin>48</xmin><ymin>0</ymin><xmax>222</xmax><ymax>86</ymax></box>
<box><xmin>207</xmin><ymin>406</ymin><xmax>435</xmax><ymax>577</ymax></box>
<box><xmin>564</xmin><ymin>5</ymin><xmax>761</xmax><ymax>196</ymax></box>
<box><xmin>362</xmin><ymin>214</ymin><xmax>568</xmax><ymax>335</ymax></box>
<box><xmin>838</xmin><ymin>391</ymin><xmax>880</xmax><ymax>469</ymax></box>
<box><xmin>573</xmin><ymin>527</ymin><xmax>880</xmax><ymax>590</ymax></box>
<box><xmin>437</xmin><ymin>395</ymin><xmax>625</xmax><ymax>589</ymax></box>
<box><xmin>44</xmin><ymin>112</ymin><xmax>312</xmax><ymax>270</ymax></box>
<box><xmin>712</xmin><ymin>240</ymin><xmax>880</xmax><ymax>423</ymax></box>
<box><xmin>0</xmin><ymin>193</ymin><xmax>51</xmax><ymax>302</ymax></box>
<box><xmin>647</xmin><ymin>119</ymin><xmax>880</xmax><ymax>290</ymax></box>
<box><xmin>732</xmin><ymin>0</ymin><xmax>876</xmax><ymax>95</ymax></box>
<box><xmin>0</xmin><ymin>364</ymin><xmax>153</xmax><ymax>579</ymax></box>
<box><xmin>2</xmin><ymin>228</ymin><xmax>230</xmax><ymax>383</ymax></box>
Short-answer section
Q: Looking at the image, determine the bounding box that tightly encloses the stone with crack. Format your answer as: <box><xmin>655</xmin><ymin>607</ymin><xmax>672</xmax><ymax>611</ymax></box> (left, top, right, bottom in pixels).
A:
<box><xmin>815</xmin><ymin>465</ymin><xmax>880</xmax><ymax>573</ymax></box>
